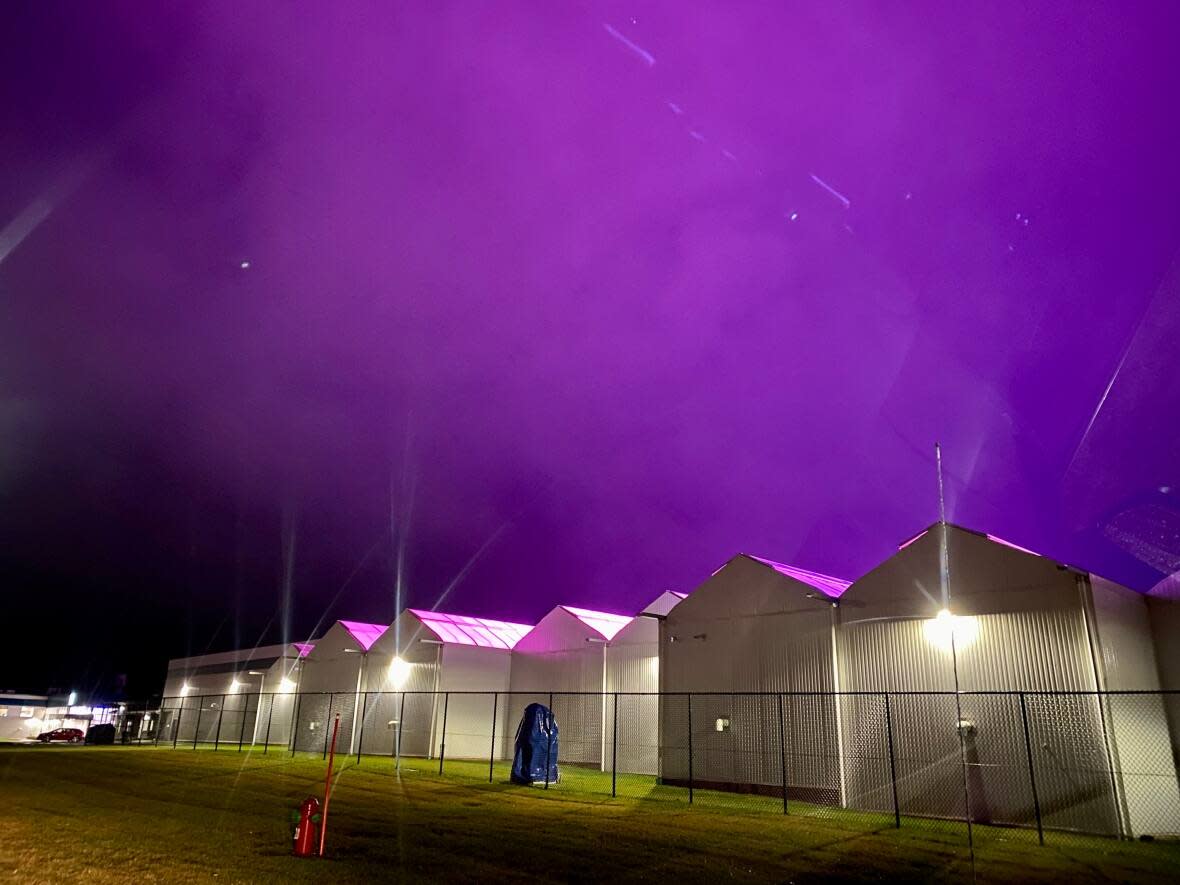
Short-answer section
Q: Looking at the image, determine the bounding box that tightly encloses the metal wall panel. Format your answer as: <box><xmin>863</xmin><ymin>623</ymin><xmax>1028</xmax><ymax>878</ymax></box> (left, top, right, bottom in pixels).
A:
<box><xmin>604</xmin><ymin>618</ymin><xmax>659</xmax><ymax>774</ymax></box>
<box><xmin>1090</xmin><ymin>576</ymin><xmax>1180</xmax><ymax>836</ymax></box>
<box><xmin>659</xmin><ymin>557</ymin><xmax>838</xmax><ymax>796</ymax></box>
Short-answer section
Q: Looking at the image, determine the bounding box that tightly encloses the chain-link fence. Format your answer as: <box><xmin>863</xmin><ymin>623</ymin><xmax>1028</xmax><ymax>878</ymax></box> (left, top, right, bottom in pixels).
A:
<box><xmin>150</xmin><ymin>689</ymin><xmax>1180</xmax><ymax>843</ymax></box>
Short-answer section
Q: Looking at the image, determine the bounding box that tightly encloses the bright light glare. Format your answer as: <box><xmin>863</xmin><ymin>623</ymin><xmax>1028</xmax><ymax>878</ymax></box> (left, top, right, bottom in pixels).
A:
<box><xmin>180</xmin><ymin>683</ymin><xmax>191</xmax><ymax>697</ymax></box>
<box><xmin>67</xmin><ymin>691</ymin><xmax>77</xmax><ymax>706</ymax></box>
<box><xmin>923</xmin><ymin>609</ymin><xmax>979</xmax><ymax>652</ymax></box>
<box><xmin>230</xmin><ymin>679</ymin><xmax>243</xmax><ymax>692</ymax></box>
<box><xmin>279</xmin><ymin>677</ymin><xmax>297</xmax><ymax>694</ymax></box>
<box><xmin>388</xmin><ymin>656</ymin><xmax>412</xmax><ymax>689</ymax></box>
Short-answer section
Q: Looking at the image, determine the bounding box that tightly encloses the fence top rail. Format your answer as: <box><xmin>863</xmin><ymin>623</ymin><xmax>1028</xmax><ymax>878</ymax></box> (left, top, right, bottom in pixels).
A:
<box><xmin>158</xmin><ymin>688</ymin><xmax>1180</xmax><ymax>702</ymax></box>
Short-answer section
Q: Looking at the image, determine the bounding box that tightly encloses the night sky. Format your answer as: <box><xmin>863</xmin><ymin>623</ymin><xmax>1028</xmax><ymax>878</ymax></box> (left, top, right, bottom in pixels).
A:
<box><xmin>2</xmin><ymin>2</ymin><xmax>1178</xmax><ymax>699</ymax></box>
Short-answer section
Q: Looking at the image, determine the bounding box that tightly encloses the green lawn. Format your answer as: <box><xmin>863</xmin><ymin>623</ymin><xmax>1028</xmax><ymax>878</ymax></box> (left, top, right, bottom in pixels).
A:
<box><xmin>1</xmin><ymin>745</ymin><xmax>1177</xmax><ymax>883</ymax></box>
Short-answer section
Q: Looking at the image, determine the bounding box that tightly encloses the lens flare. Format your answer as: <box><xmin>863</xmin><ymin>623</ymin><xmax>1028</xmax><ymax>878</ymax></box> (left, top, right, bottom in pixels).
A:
<box><xmin>923</xmin><ymin>608</ymin><xmax>979</xmax><ymax>652</ymax></box>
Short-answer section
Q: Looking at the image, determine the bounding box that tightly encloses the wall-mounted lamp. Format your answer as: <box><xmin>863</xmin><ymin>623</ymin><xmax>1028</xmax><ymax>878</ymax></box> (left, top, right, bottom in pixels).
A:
<box><xmin>922</xmin><ymin>609</ymin><xmax>979</xmax><ymax>652</ymax></box>
<box><xmin>388</xmin><ymin>656</ymin><xmax>412</xmax><ymax>689</ymax></box>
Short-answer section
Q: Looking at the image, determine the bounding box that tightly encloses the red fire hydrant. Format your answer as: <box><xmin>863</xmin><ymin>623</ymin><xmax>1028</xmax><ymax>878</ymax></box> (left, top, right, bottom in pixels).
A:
<box><xmin>292</xmin><ymin>796</ymin><xmax>322</xmax><ymax>858</ymax></box>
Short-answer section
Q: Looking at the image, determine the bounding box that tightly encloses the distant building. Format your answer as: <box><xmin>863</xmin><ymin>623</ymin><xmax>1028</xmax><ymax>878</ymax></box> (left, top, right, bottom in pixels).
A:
<box><xmin>1</xmin><ymin>692</ymin><xmax>119</xmax><ymax>742</ymax></box>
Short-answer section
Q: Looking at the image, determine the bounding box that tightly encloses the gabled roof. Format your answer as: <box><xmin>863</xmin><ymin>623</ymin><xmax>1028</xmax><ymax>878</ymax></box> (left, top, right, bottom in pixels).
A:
<box><xmin>896</xmin><ymin>523</ymin><xmax>1042</xmax><ymax>558</ymax></box>
<box><xmin>744</xmin><ymin>554</ymin><xmax>851</xmax><ymax>598</ymax></box>
<box><xmin>408</xmin><ymin>609</ymin><xmax>534</xmax><ymax>649</ymax></box>
<box><xmin>338</xmin><ymin>620</ymin><xmax>388</xmax><ymax>652</ymax></box>
<box><xmin>560</xmin><ymin>606</ymin><xmax>632</xmax><ymax>640</ymax></box>
<box><xmin>639</xmin><ymin>590</ymin><xmax>687</xmax><ymax>617</ymax></box>
<box><xmin>292</xmin><ymin>642</ymin><xmax>315</xmax><ymax>658</ymax></box>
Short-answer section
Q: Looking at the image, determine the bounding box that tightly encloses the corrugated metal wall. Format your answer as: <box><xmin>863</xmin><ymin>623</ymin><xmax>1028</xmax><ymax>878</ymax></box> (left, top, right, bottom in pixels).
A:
<box><xmin>659</xmin><ymin>557</ymin><xmax>839</xmax><ymax>800</ymax></box>
<box><xmin>834</xmin><ymin>530</ymin><xmax>1138</xmax><ymax>834</ymax></box>
<box><xmin>1090</xmin><ymin>576</ymin><xmax>1180</xmax><ymax>836</ymax></box>
<box><xmin>509</xmin><ymin>648</ymin><xmax>603</xmax><ymax>764</ymax></box>
<box><xmin>604</xmin><ymin>618</ymin><xmax>659</xmax><ymax>774</ymax></box>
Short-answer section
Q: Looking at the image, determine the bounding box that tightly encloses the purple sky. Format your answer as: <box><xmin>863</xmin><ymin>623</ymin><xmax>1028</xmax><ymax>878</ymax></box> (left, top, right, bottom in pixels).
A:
<box><xmin>2</xmin><ymin>2</ymin><xmax>1178</xmax><ymax>694</ymax></box>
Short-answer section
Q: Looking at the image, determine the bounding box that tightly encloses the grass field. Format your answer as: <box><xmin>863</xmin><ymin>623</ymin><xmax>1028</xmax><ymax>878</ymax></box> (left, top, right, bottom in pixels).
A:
<box><xmin>1</xmin><ymin>745</ymin><xmax>1177</xmax><ymax>883</ymax></box>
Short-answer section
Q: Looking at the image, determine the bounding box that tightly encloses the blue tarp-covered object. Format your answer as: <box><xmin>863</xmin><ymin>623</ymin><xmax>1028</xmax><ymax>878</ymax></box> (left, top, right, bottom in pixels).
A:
<box><xmin>511</xmin><ymin>703</ymin><xmax>559</xmax><ymax>785</ymax></box>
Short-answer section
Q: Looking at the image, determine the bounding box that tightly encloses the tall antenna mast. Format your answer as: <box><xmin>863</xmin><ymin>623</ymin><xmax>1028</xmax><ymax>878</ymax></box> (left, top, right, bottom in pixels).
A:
<box><xmin>936</xmin><ymin>441</ymin><xmax>976</xmax><ymax>877</ymax></box>
<box><xmin>936</xmin><ymin>442</ymin><xmax>950</xmax><ymax>608</ymax></box>
<box><xmin>936</xmin><ymin>442</ymin><xmax>947</xmax><ymax>525</ymax></box>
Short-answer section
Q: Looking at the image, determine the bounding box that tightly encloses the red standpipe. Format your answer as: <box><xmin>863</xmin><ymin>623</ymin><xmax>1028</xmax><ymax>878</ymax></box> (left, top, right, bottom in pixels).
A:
<box><xmin>292</xmin><ymin>796</ymin><xmax>321</xmax><ymax>858</ymax></box>
<box><xmin>318</xmin><ymin>712</ymin><xmax>341</xmax><ymax>857</ymax></box>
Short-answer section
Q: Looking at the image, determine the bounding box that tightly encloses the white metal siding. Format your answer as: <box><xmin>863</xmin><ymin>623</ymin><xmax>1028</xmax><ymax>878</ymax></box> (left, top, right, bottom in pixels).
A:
<box><xmin>1090</xmin><ymin>576</ymin><xmax>1180</xmax><ymax>836</ymax></box>
<box><xmin>604</xmin><ymin>618</ymin><xmax>660</xmax><ymax>773</ymax></box>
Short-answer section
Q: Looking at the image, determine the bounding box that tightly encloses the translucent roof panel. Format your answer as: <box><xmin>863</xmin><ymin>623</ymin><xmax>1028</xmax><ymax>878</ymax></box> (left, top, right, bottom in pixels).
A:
<box><xmin>745</xmin><ymin>555</ymin><xmax>851</xmax><ymax>598</ymax></box>
<box><xmin>408</xmin><ymin>609</ymin><xmax>534</xmax><ymax>649</ymax></box>
<box><xmin>292</xmin><ymin>642</ymin><xmax>315</xmax><ymax>658</ymax></box>
<box><xmin>560</xmin><ymin>606</ymin><xmax>633</xmax><ymax>640</ymax></box>
<box><xmin>338</xmin><ymin>620</ymin><xmax>389</xmax><ymax>652</ymax></box>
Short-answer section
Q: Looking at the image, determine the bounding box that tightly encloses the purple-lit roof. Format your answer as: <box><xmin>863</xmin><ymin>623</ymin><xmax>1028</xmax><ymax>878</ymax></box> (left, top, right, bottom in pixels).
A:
<box><xmin>408</xmin><ymin>609</ymin><xmax>534</xmax><ymax>649</ymax></box>
<box><xmin>292</xmin><ymin>642</ymin><xmax>315</xmax><ymax>658</ymax></box>
<box><xmin>560</xmin><ymin>606</ymin><xmax>633</xmax><ymax>640</ymax></box>
<box><xmin>985</xmin><ymin>533</ymin><xmax>1041</xmax><ymax>557</ymax></box>
<box><xmin>745</xmin><ymin>555</ymin><xmax>851</xmax><ymax>598</ymax></box>
<box><xmin>338</xmin><ymin>620</ymin><xmax>388</xmax><ymax>652</ymax></box>
<box><xmin>897</xmin><ymin>528</ymin><xmax>930</xmax><ymax>550</ymax></box>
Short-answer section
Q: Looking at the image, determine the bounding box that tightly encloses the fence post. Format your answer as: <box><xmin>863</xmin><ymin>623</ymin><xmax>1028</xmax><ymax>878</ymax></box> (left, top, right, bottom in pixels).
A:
<box><xmin>395</xmin><ymin>691</ymin><xmax>405</xmax><ymax>771</ymax></box>
<box><xmin>884</xmin><ymin>692</ymin><xmax>901</xmax><ymax>828</ymax></box>
<box><xmin>1018</xmin><ymin>692</ymin><xmax>1045</xmax><ymax>846</ymax></box>
<box><xmin>544</xmin><ymin>705</ymin><xmax>554</xmax><ymax>790</ymax></box>
<box><xmin>192</xmin><ymin>699</ymin><xmax>203</xmax><ymax>750</ymax></box>
<box><xmin>612</xmin><ymin>692</ymin><xmax>619</xmax><ymax>798</ymax></box>
<box><xmin>322</xmin><ymin>694</ymin><xmax>334</xmax><ymax>760</ymax></box>
<box><xmin>778</xmin><ymin>693</ymin><xmax>789</xmax><ymax>815</ymax></box>
<box><xmin>172</xmin><ymin>703</ymin><xmax>183</xmax><ymax>750</ymax></box>
<box><xmin>290</xmin><ymin>691</ymin><xmax>304</xmax><ymax>756</ymax></box>
<box><xmin>489</xmin><ymin>692</ymin><xmax>498</xmax><ymax>783</ymax></box>
<box><xmin>543</xmin><ymin>691</ymin><xmax>555</xmax><ymax>791</ymax></box>
<box><xmin>213</xmin><ymin>695</ymin><xmax>226</xmax><ymax>751</ymax></box>
<box><xmin>237</xmin><ymin>694</ymin><xmax>249</xmax><ymax>751</ymax></box>
<box><xmin>263</xmin><ymin>693</ymin><xmax>275</xmax><ymax>755</ymax></box>
<box><xmin>438</xmin><ymin>692</ymin><xmax>450</xmax><ymax>775</ymax></box>
<box><xmin>356</xmin><ymin>691</ymin><xmax>368</xmax><ymax>765</ymax></box>
<box><xmin>687</xmin><ymin>694</ymin><xmax>694</xmax><ymax>804</ymax></box>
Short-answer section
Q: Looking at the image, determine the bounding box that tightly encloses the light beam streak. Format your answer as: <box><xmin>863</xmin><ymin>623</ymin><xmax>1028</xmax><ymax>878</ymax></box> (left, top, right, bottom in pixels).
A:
<box><xmin>603</xmin><ymin>23</ymin><xmax>656</xmax><ymax>67</ymax></box>
<box><xmin>809</xmin><ymin>173</ymin><xmax>851</xmax><ymax>208</ymax></box>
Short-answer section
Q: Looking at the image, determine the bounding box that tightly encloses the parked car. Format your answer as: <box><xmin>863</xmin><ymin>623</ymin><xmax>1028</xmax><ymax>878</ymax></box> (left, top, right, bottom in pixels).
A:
<box><xmin>36</xmin><ymin>727</ymin><xmax>84</xmax><ymax>743</ymax></box>
<box><xmin>85</xmin><ymin>723</ymin><xmax>116</xmax><ymax>745</ymax></box>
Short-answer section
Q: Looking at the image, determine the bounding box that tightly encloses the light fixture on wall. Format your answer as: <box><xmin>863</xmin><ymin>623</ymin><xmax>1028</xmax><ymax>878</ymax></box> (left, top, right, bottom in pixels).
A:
<box><xmin>180</xmin><ymin>683</ymin><xmax>192</xmax><ymax>697</ymax></box>
<box><xmin>923</xmin><ymin>608</ymin><xmax>979</xmax><ymax>652</ymax></box>
<box><xmin>278</xmin><ymin>677</ymin><xmax>297</xmax><ymax>694</ymax></box>
<box><xmin>388</xmin><ymin>656</ymin><xmax>412</xmax><ymax>689</ymax></box>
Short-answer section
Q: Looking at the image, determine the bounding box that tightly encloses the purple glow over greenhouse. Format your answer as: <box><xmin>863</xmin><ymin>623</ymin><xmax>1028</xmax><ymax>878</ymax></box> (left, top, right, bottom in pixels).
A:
<box><xmin>1</xmin><ymin>3</ymin><xmax>1178</xmax><ymax>692</ymax></box>
<box><xmin>408</xmin><ymin>609</ymin><xmax>534</xmax><ymax>649</ymax></box>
